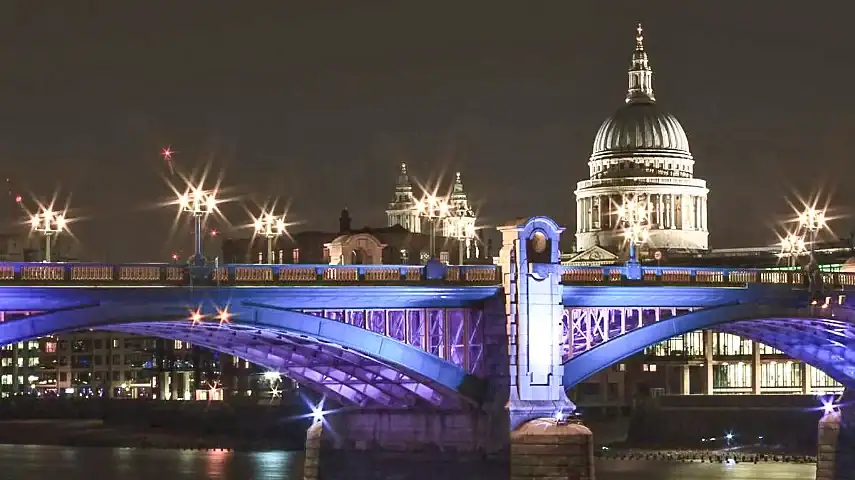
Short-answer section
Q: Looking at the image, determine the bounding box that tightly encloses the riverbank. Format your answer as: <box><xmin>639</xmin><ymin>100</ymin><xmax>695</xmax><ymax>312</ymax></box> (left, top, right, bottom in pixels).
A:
<box><xmin>598</xmin><ymin>446</ymin><xmax>817</xmax><ymax>464</ymax></box>
<box><xmin>0</xmin><ymin>419</ymin><xmax>298</xmax><ymax>451</ymax></box>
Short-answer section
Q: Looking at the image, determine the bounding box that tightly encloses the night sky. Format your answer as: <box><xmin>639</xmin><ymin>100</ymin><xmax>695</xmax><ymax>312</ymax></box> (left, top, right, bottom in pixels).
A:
<box><xmin>1</xmin><ymin>2</ymin><xmax>854</xmax><ymax>261</ymax></box>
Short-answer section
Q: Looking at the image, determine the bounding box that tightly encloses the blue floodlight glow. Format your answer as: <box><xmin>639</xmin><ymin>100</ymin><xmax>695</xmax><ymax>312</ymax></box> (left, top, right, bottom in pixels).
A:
<box><xmin>822</xmin><ymin>398</ymin><xmax>837</xmax><ymax>416</ymax></box>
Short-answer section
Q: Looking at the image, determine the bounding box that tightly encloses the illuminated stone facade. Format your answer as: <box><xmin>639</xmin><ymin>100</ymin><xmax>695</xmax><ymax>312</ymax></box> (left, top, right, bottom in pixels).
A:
<box><xmin>575</xmin><ymin>25</ymin><xmax>709</xmax><ymax>254</ymax></box>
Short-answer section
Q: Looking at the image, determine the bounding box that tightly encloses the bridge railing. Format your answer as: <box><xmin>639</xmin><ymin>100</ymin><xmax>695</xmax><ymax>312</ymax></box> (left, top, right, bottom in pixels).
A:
<box><xmin>562</xmin><ymin>265</ymin><xmax>855</xmax><ymax>289</ymax></box>
<box><xmin>0</xmin><ymin>262</ymin><xmax>501</xmax><ymax>286</ymax></box>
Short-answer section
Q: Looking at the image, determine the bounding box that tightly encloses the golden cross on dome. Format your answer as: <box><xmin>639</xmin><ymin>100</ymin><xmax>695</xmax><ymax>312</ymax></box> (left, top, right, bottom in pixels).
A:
<box><xmin>636</xmin><ymin>23</ymin><xmax>644</xmax><ymax>49</ymax></box>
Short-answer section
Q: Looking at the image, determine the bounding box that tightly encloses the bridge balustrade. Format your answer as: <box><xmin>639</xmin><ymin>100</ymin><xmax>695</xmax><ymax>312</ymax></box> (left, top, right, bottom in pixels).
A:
<box><xmin>562</xmin><ymin>265</ymin><xmax>855</xmax><ymax>288</ymax></box>
<box><xmin>0</xmin><ymin>262</ymin><xmax>501</xmax><ymax>286</ymax></box>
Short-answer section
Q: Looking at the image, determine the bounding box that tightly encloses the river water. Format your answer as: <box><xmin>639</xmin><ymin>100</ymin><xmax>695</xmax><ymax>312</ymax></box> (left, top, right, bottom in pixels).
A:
<box><xmin>0</xmin><ymin>445</ymin><xmax>817</xmax><ymax>479</ymax></box>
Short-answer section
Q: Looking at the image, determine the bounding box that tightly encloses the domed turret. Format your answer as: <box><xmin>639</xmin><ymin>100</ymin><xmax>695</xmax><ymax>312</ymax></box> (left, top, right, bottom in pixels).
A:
<box><xmin>574</xmin><ymin>24</ymin><xmax>709</xmax><ymax>255</ymax></box>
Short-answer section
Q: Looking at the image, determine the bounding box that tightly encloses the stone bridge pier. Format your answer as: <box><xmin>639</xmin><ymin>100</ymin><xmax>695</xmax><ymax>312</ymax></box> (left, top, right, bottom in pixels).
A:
<box><xmin>817</xmin><ymin>389</ymin><xmax>855</xmax><ymax>480</ymax></box>
<box><xmin>303</xmin><ymin>217</ymin><xmax>595</xmax><ymax>480</ymax></box>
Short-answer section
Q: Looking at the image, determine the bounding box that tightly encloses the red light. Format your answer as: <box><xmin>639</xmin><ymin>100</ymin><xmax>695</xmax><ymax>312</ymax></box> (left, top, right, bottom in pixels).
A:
<box><xmin>14</xmin><ymin>195</ymin><xmax>21</xmax><ymax>204</ymax></box>
<box><xmin>161</xmin><ymin>146</ymin><xmax>173</xmax><ymax>160</ymax></box>
<box><xmin>171</xmin><ymin>253</ymin><xmax>179</xmax><ymax>261</ymax></box>
<box><xmin>210</xmin><ymin>229</ymin><xmax>218</xmax><ymax>237</ymax></box>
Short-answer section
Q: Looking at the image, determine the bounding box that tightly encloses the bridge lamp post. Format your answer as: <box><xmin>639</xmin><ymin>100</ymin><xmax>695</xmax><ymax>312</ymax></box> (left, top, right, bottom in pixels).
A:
<box><xmin>780</xmin><ymin>233</ymin><xmax>806</xmax><ymax>268</ymax></box>
<box><xmin>254</xmin><ymin>211</ymin><xmax>287</xmax><ymax>264</ymax></box>
<box><xmin>618</xmin><ymin>199</ymin><xmax>650</xmax><ymax>264</ymax></box>
<box><xmin>798</xmin><ymin>207</ymin><xmax>826</xmax><ymax>261</ymax></box>
<box><xmin>414</xmin><ymin>194</ymin><xmax>450</xmax><ymax>260</ymax></box>
<box><xmin>178</xmin><ymin>188</ymin><xmax>217</xmax><ymax>264</ymax></box>
<box><xmin>30</xmin><ymin>208</ymin><xmax>67</xmax><ymax>262</ymax></box>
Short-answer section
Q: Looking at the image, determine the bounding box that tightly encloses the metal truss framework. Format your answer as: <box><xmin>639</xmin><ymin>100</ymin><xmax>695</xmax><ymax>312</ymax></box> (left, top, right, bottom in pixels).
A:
<box><xmin>0</xmin><ymin>304</ymin><xmax>485</xmax><ymax>409</ymax></box>
<box><xmin>562</xmin><ymin>302</ymin><xmax>855</xmax><ymax>389</ymax></box>
<box><xmin>298</xmin><ymin>308</ymin><xmax>485</xmax><ymax>376</ymax></box>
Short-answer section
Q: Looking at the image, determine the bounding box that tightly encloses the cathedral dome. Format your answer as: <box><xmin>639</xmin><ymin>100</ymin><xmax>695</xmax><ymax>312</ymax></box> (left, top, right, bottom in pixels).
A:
<box><xmin>590</xmin><ymin>23</ymin><xmax>692</xmax><ymax>162</ymax></box>
<box><xmin>591</xmin><ymin>102</ymin><xmax>691</xmax><ymax>160</ymax></box>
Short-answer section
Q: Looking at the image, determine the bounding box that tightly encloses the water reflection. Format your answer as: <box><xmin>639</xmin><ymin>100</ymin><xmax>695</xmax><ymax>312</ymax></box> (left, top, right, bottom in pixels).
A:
<box><xmin>0</xmin><ymin>445</ymin><xmax>819</xmax><ymax>479</ymax></box>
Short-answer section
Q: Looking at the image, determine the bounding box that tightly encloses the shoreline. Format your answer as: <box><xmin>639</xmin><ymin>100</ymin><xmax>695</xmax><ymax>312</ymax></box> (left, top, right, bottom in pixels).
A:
<box><xmin>0</xmin><ymin>419</ymin><xmax>303</xmax><ymax>452</ymax></box>
<box><xmin>598</xmin><ymin>446</ymin><xmax>817</xmax><ymax>464</ymax></box>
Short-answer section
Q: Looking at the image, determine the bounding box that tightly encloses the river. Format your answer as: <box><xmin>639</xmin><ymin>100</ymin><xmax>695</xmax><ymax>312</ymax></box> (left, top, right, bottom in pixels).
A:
<box><xmin>0</xmin><ymin>445</ymin><xmax>817</xmax><ymax>479</ymax></box>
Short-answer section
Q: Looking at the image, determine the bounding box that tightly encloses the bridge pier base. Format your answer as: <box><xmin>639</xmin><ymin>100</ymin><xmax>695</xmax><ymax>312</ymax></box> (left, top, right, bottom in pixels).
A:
<box><xmin>817</xmin><ymin>390</ymin><xmax>855</xmax><ymax>480</ymax></box>
<box><xmin>510</xmin><ymin>418</ymin><xmax>594</xmax><ymax>480</ymax></box>
<box><xmin>303</xmin><ymin>409</ymin><xmax>509</xmax><ymax>480</ymax></box>
<box><xmin>303</xmin><ymin>408</ymin><xmax>595</xmax><ymax>480</ymax></box>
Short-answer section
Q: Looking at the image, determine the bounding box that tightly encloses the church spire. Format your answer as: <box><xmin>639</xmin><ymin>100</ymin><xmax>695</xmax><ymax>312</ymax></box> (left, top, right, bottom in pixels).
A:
<box><xmin>626</xmin><ymin>23</ymin><xmax>655</xmax><ymax>104</ymax></box>
<box><xmin>452</xmin><ymin>171</ymin><xmax>464</xmax><ymax>194</ymax></box>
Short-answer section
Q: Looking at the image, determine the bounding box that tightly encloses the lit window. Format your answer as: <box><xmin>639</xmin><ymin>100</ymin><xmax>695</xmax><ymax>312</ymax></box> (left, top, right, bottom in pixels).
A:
<box><xmin>28</xmin><ymin>357</ymin><xmax>39</xmax><ymax>367</ymax></box>
<box><xmin>16</xmin><ymin>357</ymin><xmax>22</xmax><ymax>368</ymax></box>
<box><xmin>713</xmin><ymin>362</ymin><xmax>752</xmax><ymax>389</ymax></box>
<box><xmin>232</xmin><ymin>356</ymin><xmax>239</xmax><ymax>367</ymax></box>
<box><xmin>243</xmin><ymin>360</ymin><xmax>250</xmax><ymax>369</ymax></box>
<box><xmin>27</xmin><ymin>341</ymin><xmax>38</xmax><ymax>350</ymax></box>
<box><xmin>0</xmin><ymin>358</ymin><xmax>10</xmax><ymax>367</ymax></box>
<box><xmin>45</xmin><ymin>342</ymin><xmax>56</xmax><ymax>353</ymax></box>
<box><xmin>174</xmin><ymin>340</ymin><xmax>183</xmax><ymax>350</ymax></box>
<box><xmin>0</xmin><ymin>374</ymin><xmax>10</xmax><ymax>385</ymax></box>
<box><xmin>292</xmin><ymin>248</ymin><xmax>300</xmax><ymax>264</ymax></box>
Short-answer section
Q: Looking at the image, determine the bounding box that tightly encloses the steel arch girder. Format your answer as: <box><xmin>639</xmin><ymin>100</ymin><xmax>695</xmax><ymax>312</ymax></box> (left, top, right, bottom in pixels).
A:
<box><xmin>114</xmin><ymin>322</ymin><xmax>435</xmax><ymax>407</ymax></box>
<box><xmin>0</xmin><ymin>301</ymin><xmax>474</xmax><ymax>407</ymax></box>
<box><xmin>721</xmin><ymin>323</ymin><xmax>855</xmax><ymax>384</ymax></box>
<box><xmin>561</xmin><ymin>303</ymin><xmax>855</xmax><ymax>388</ymax></box>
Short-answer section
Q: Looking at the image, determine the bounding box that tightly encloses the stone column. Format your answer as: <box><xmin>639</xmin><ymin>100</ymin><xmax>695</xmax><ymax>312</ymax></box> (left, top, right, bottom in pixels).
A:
<box><xmin>576</xmin><ymin>199</ymin><xmax>582</xmax><ymax>233</ymax></box>
<box><xmin>752</xmin><ymin>342</ymin><xmax>761</xmax><ymax>395</ymax></box>
<box><xmin>158</xmin><ymin>372</ymin><xmax>169</xmax><ymax>400</ymax></box>
<box><xmin>657</xmin><ymin>194</ymin><xmax>664</xmax><ymax>228</ymax></box>
<box><xmin>802</xmin><ymin>363</ymin><xmax>811</xmax><ymax>395</ymax></box>
<box><xmin>11</xmin><ymin>343</ymin><xmax>19</xmax><ymax>395</ymax></box>
<box><xmin>703</xmin><ymin>330</ymin><xmax>714</xmax><ymax>395</ymax></box>
<box><xmin>681</xmin><ymin>365</ymin><xmax>691</xmax><ymax>395</ymax></box>
<box><xmin>670</xmin><ymin>194</ymin><xmax>676</xmax><ymax>229</ymax></box>
<box><xmin>816</xmin><ymin>389</ymin><xmax>855</xmax><ymax>480</ymax></box>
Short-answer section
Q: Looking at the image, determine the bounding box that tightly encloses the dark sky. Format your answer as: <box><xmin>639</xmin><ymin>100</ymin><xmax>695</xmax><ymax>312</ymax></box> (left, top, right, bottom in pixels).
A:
<box><xmin>1</xmin><ymin>1</ymin><xmax>854</xmax><ymax>261</ymax></box>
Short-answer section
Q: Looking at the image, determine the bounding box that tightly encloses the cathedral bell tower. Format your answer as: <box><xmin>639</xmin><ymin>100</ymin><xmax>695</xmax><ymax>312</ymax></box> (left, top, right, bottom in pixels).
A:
<box><xmin>385</xmin><ymin>163</ymin><xmax>421</xmax><ymax>233</ymax></box>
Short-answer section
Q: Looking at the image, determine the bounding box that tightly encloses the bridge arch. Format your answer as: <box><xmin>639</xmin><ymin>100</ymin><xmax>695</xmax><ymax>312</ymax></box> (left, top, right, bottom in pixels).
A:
<box><xmin>562</xmin><ymin>303</ymin><xmax>855</xmax><ymax>389</ymax></box>
<box><xmin>0</xmin><ymin>302</ymin><xmax>475</xmax><ymax>408</ymax></box>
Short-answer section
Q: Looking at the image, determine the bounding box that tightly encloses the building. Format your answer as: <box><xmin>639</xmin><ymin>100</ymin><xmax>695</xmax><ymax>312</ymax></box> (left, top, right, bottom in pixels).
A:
<box><xmin>222</xmin><ymin>208</ymin><xmax>490</xmax><ymax>266</ymax></box>
<box><xmin>385</xmin><ymin>164</ymin><xmax>479</xmax><ymax>262</ymax></box>
<box><xmin>574</xmin><ymin>24</ymin><xmax>709</xmax><ymax>256</ymax></box>
<box><xmin>0</xmin><ymin>232</ymin><xmax>265</xmax><ymax>401</ymax></box>
<box><xmin>566</xmin><ymin>25</ymin><xmax>845</xmax><ymax>413</ymax></box>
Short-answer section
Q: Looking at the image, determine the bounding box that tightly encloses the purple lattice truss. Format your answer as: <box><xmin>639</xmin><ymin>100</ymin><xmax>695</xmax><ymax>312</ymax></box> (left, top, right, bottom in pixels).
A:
<box><xmin>561</xmin><ymin>302</ymin><xmax>855</xmax><ymax>387</ymax></box>
<box><xmin>106</xmin><ymin>321</ymin><xmax>455</xmax><ymax>408</ymax></box>
<box><xmin>298</xmin><ymin>308</ymin><xmax>485</xmax><ymax>375</ymax></box>
<box><xmin>88</xmin><ymin>307</ymin><xmax>484</xmax><ymax>409</ymax></box>
<box><xmin>561</xmin><ymin>306</ymin><xmax>699</xmax><ymax>361</ymax></box>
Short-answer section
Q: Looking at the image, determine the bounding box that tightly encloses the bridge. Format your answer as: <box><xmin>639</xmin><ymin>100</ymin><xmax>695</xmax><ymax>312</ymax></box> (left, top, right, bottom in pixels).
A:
<box><xmin>0</xmin><ymin>217</ymin><xmax>853</xmax><ymax>478</ymax></box>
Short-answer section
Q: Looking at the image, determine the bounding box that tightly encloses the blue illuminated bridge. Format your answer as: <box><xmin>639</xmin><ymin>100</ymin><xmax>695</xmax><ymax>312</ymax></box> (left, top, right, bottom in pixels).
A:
<box><xmin>0</xmin><ymin>257</ymin><xmax>854</xmax><ymax>411</ymax></box>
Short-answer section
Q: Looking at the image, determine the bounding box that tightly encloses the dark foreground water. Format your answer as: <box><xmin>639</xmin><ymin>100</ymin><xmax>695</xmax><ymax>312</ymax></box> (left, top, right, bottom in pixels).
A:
<box><xmin>0</xmin><ymin>445</ymin><xmax>817</xmax><ymax>479</ymax></box>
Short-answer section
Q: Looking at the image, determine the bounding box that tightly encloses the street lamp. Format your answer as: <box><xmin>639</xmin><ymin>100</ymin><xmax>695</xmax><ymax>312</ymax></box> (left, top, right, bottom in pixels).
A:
<box><xmin>617</xmin><ymin>198</ymin><xmax>650</xmax><ymax>264</ymax></box>
<box><xmin>414</xmin><ymin>194</ymin><xmax>450</xmax><ymax>260</ymax></box>
<box><xmin>30</xmin><ymin>208</ymin><xmax>67</xmax><ymax>262</ymax></box>
<box><xmin>178</xmin><ymin>187</ymin><xmax>217</xmax><ymax>264</ymax></box>
<box><xmin>798</xmin><ymin>207</ymin><xmax>826</xmax><ymax>261</ymax></box>
<box><xmin>254</xmin><ymin>211</ymin><xmax>287</xmax><ymax>264</ymax></box>
<box><xmin>780</xmin><ymin>233</ymin><xmax>806</xmax><ymax>268</ymax></box>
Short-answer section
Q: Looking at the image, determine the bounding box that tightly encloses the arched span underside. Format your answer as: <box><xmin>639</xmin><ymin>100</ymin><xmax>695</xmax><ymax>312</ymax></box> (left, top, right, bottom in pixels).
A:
<box><xmin>563</xmin><ymin>303</ymin><xmax>855</xmax><ymax>389</ymax></box>
<box><xmin>0</xmin><ymin>302</ymin><xmax>473</xmax><ymax>408</ymax></box>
